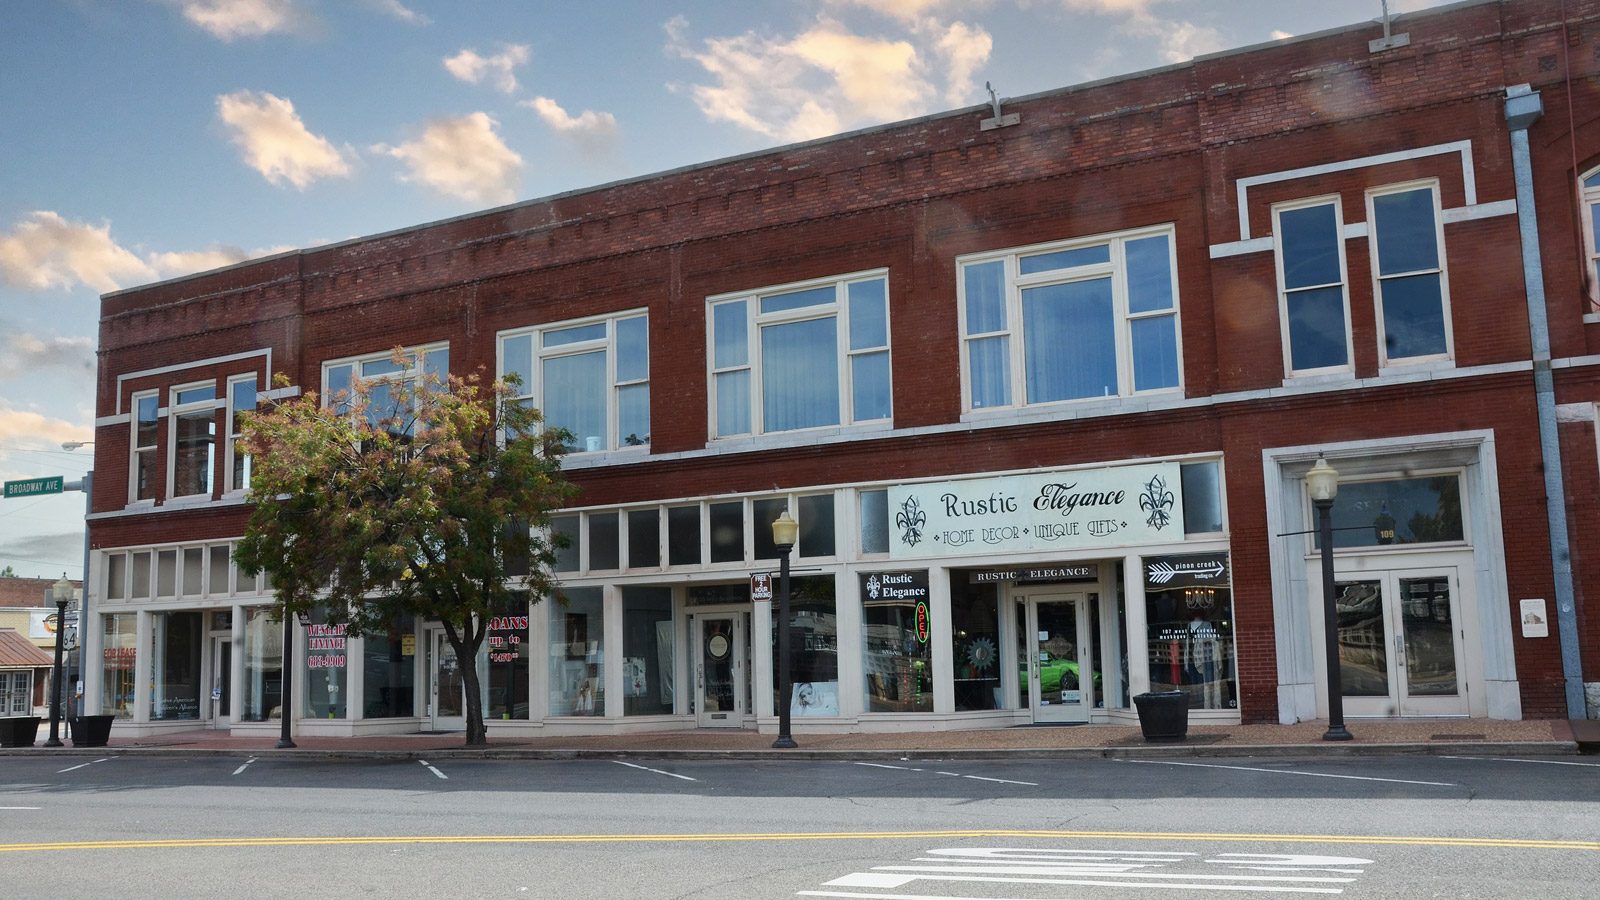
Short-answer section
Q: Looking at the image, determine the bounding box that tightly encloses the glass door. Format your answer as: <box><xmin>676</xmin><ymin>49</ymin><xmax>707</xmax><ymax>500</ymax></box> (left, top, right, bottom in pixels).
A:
<box><xmin>695</xmin><ymin>615</ymin><xmax>744</xmax><ymax>727</ymax></box>
<box><xmin>1334</xmin><ymin>568</ymin><xmax>1466</xmax><ymax>717</ymax></box>
<box><xmin>208</xmin><ymin>637</ymin><xmax>231</xmax><ymax>729</ymax></box>
<box><xmin>428</xmin><ymin>630</ymin><xmax>466</xmax><ymax>731</ymax></box>
<box><xmin>1022</xmin><ymin>593</ymin><xmax>1093</xmax><ymax>724</ymax></box>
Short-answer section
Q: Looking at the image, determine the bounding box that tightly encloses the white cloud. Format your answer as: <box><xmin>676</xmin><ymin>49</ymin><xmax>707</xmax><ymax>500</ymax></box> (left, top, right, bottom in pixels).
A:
<box><xmin>668</xmin><ymin>16</ymin><xmax>940</xmax><ymax>143</ymax></box>
<box><xmin>443</xmin><ymin>45</ymin><xmax>531</xmax><ymax>94</ymax></box>
<box><xmin>175</xmin><ymin>0</ymin><xmax>304</xmax><ymax>41</ymax></box>
<box><xmin>825</xmin><ymin>0</ymin><xmax>950</xmax><ymax>23</ymax></box>
<box><xmin>1059</xmin><ymin>0</ymin><xmax>1223</xmax><ymax>65</ymax></box>
<box><xmin>147</xmin><ymin>243</ymin><xmax>299</xmax><ymax>278</ymax></box>
<box><xmin>0</xmin><ymin>329</ymin><xmax>94</xmax><ymax>384</ymax></box>
<box><xmin>0</xmin><ymin>407</ymin><xmax>90</xmax><ymax>456</ymax></box>
<box><xmin>374</xmin><ymin>113</ymin><xmax>523</xmax><ymax>205</ymax></box>
<box><xmin>0</xmin><ymin>212</ymin><xmax>156</xmax><ymax>293</ymax></box>
<box><xmin>935</xmin><ymin>21</ymin><xmax>992</xmax><ymax>106</ymax></box>
<box><xmin>216</xmin><ymin>90</ymin><xmax>353</xmax><ymax>189</ymax></box>
<box><xmin>1271</xmin><ymin>29</ymin><xmax>1294</xmax><ymax>41</ymax></box>
<box><xmin>366</xmin><ymin>0</ymin><xmax>429</xmax><ymax>25</ymax></box>
<box><xmin>523</xmin><ymin>97</ymin><xmax>620</xmax><ymax>154</ymax></box>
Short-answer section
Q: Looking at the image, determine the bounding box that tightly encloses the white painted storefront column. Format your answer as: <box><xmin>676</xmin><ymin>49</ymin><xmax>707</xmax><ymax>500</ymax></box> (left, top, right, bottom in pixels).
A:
<box><xmin>603</xmin><ymin>583</ymin><xmax>623</xmax><ymax>720</ymax></box>
<box><xmin>930</xmin><ymin>566</ymin><xmax>955</xmax><ymax>714</ymax></box>
<box><xmin>529</xmin><ymin>594</ymin><xmax>550</xmax><ymax>722</ymax></box>
<box><xmin>752</xmin><ymin>591</ymin><xmax>774</xmax><ymax>721</ymax></box>
<box><xmin>132</xmin><ymin>609</ymin><xmax>151</xmax><ymax>724</ymax></box>
<box><xmin>833</xmin><ymin>566</ymin><xmax>863</xmax><ymax>719</ymax></box>
<box><xmin>1121</xmin><ymin>554</ymin><xmax>1150</xmax><ymax>698</ymax></box>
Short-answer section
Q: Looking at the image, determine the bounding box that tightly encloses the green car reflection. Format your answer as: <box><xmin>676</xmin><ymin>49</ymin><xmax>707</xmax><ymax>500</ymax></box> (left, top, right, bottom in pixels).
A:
<box><xmin>1035</xmin><ymin>655</ymin><xmax>1101</xmax><ymax>698</ymax></box>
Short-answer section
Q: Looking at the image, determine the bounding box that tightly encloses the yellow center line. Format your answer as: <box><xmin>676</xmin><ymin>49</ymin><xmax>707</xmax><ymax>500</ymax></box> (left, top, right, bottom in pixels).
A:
<box><xmin>0</xmin><ymin>829</ymin><xmax>1594</xmax><ymax>854</ymax></box>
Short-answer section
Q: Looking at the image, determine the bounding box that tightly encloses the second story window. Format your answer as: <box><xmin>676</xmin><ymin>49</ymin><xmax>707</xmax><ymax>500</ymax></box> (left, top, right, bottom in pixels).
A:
<box><xmin>169</xmin><ymin>383</ymin><xmax>217</xmax><ymax>499</ymax></box>
<box><xmin>1368</xmin><ymin>182</ymin><xmax>1451</xmax><ymax>364</ymax></box>
<box><xmin>709</xmin><ymin>271</ymin><xmax>890</xmax><ymax>438</ymax></box>
<box><xmin>130</xmin><ymin>392</ymin><xmax>159</xmax><ymax>502</ymax></box>
<box><xmin>499</xmin><ymin>312</ymin><xmax>649</xmax><ymax>453</ymax></box>
<box><xmin>1583</xmin><ymin>167</ymin><xmax>1600</xmax><ymax>308</ymax></box>
<box><xmin>323</xmin><ymin>345</ymin><xmax>449</xmax><ymax>437</ymax></box>
<box><xmin>958</xmin><ymin>227</ymin><xmax>1180</xmax><ymax>411</ymax></box>
<box><xmin>1274</xmin><ymin>199</ymin><xmax>1351</xmax><ymax>376</ymax></box>
<box><xmin>226</xmin><ymin>375</ymin><xmax>257</xmax><ymax>492</ymax></box>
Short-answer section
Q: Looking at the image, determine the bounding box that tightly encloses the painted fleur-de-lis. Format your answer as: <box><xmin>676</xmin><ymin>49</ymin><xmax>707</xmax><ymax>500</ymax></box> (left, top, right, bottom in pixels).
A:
<box><xmin>896</xmin><ymin>496</ymin><xmax>927</xmax><ymax>547</ymax></box>
<box><xmin>1140</xmin><ymin>474</ymin><xmax>1175</xmax><ymax>530</ymax></box>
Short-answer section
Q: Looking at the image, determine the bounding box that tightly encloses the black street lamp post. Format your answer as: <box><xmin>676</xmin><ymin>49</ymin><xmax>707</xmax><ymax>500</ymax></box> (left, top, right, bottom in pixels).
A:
<box><xmin>45</xmin><ymin>574</ymin><xmax>75</xmax><ymax>748</ymax></box>
<box><xmin>1308</xmin><ymin>457</ymin><xmax>1353</xmax><ymax>742</ymax></box>
<box><xmin>771</xmin><ymin>509</ymin><xmax>798</xmax><ymax>749</ymax></box>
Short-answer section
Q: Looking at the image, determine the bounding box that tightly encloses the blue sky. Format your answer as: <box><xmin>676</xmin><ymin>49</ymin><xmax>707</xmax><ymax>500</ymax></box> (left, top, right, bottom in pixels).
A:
<box><xmin>0</xmin><ymin>0</ymin><xmax>1451</xmax><ymax>579</ymax></box>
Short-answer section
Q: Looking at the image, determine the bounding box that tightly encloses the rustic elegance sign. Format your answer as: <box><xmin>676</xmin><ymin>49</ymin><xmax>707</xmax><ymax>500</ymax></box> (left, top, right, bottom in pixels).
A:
<box><xmin>888</xmin><ymin>463</ymin><xmax>1184</xmax><ymax>560</ymax></box>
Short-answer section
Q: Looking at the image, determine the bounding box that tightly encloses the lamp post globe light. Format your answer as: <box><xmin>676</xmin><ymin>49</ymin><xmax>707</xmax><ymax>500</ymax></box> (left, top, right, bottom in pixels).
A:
<box><xmin>45</xmin><ymin>573</ymin><xmax>76</xmax><ymax>748</ymax></box>
<box><xmin>771</xmin><ymin>509</ymin><xmax>799</xmax><ymax>749</ymax></box>
<box><xmin>1307</xmin><ymin>457</ymin><xmax>1353</xmax><ymax>742</ymax></box>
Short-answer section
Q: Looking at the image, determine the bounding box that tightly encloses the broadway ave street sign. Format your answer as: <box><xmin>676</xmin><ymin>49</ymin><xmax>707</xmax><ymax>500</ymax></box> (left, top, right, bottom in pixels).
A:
<box><xmin>3</xmin><ymin>476</ymin><xmax>63</xmax><ymax>499</ymax></box>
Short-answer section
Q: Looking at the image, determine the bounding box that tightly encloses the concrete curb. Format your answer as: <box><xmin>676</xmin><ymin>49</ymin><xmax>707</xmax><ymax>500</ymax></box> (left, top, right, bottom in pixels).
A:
<box><xmin>0</xmin><ymin>740</ymin><xmax>1579</xmax><ymax>762</ymax></box>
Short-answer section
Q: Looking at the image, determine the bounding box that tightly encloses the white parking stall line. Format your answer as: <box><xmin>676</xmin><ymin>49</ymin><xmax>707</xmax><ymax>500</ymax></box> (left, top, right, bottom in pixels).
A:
<box><xmin>57</xmin><ymin>758</ymin><xmax>113</xmax><ymax>774</ymax></box>
<box><xmin>0</xmin><ymin>807</ymin><xmax>41</xmax><ymax>811</ymax></box>
<box><xmin>418</xmin><ymin>760</ymin><xmax>448</xmax><ymax>780</ymax></box>
<box><xmin>232</xmin><ymin>757</ymin><xmax>257</xmax><ymax>776</ymax></box>
<box><xmin>930</xmin><ymin>770</ymin><xmax>1038</xmax><ymax>787</ymax></box>
<box><xmin>612</xmin><ymin>760</ymin><xmax>696</xmax><ymax>782</ymax></box>
<box><xmin>1123</xmin><ymin>758</ymin><xmax>1456</xmax><ymax>787</ymax></box>
<box><xmin>1439</xmin><ymin>755</ymin><xmax>1600</xmax><ymax>768</ymax></box>
<box><xmin>854</xmin><ymin>762</ymin><xmax>924</xmax><ymax>772</ymax></box>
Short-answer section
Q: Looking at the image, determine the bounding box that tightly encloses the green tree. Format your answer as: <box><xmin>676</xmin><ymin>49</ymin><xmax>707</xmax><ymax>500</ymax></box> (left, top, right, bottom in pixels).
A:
<box><xmin>0</xmin><ymin>565</ymin><xmax>15</xmax><ymax>578</ymax></box>
<box><xmin>234</xmin><ymin>351</ymin><xmax>575</xmax><ymax>746</ymax></box>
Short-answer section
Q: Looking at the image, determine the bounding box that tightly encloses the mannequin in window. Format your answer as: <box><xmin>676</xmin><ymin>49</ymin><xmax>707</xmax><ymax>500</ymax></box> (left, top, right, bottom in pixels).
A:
<box><xmin>1184</xmin><ymin>611</ymin><xmax>1223</xmax><ymax>709</ymax></box>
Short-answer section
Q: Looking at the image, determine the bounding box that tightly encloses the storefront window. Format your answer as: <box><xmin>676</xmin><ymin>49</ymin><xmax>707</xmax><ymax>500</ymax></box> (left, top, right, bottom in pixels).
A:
<box><xmin>771</xmin><ymin>575</ymin><xmax>838</xmax><ymax>716</ymax></box>
<box><xmin>150</xmin><ymin>611</ymin><xmax>202</xmax><ymax>720</ymax></box>
<box><xmin>241</xmin><ymin>606</ymin><xmax>283</xmax><ymax>722</ymax></box>
<box><xmin>1181</xmin><ymin>460</ymin><xmax>1224</xmax><ymax>534</ymax></box>
<box><xmin>862</xmin><ymin>571</ymin><xmax>933</xmax><ymax>712</ymax></box>
<box><xmin>550</xmin><ymin>587</ymin><xmax>604</xmax><ymax>716</ymax></box>
<box><xmin>622</xmin><ymin>587</ymin><xmax>674</xmax><ymax>715</ymax></box>
<box><xmin>951</xmin><ymin>579</ymin><xmax>1001</xmax><ymax>710</ymax></box>
<box><xmin>1316</xmin><ymin>475</ymin><xmax>1463</xmax><ymax>549</ymax></box>
<box><xmin>363</xmin><ymin>616</ymin><xmax>415</xmax><ymax>718</ymax></box>
<box><xmin>798</xmin><ymin>493</ymin><xmax>835</xmax><ymax>558</ymax></box>
<box><xmin>303</xmin><ymin>622</ymin><xmax>348</xmax><ymax>719</ymax></box>
<box><xmin>101</xmin><ymin>613</ymin><xmax>137</xmax><ymax>718</ymax></box>
<box><xmin>1144</xmin><ymin>553</ymin><xmax>1236</xmax><ymax>710</ymax></box>
<box><xmin>487</xmin><ymin>605</ymin><xmax>529</xmax><ymax>720</ymax></box>
<box><xmin>859</xmin><ymin>490</ymin><xmax>889</xmax><ymax>554</ymax></box>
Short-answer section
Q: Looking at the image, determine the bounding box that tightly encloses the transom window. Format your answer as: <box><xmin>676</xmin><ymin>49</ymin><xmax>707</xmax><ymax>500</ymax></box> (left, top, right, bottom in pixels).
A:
<box><xmin>958</xmin><ymin>226</ymin><xmax>1181</xmax><ymax>410</ymax></box>
<box><xmin>709</xmin><ymin>272</ymin><xmax>890</xmax><ymax>438</ymax></box>
<box><xmin>169</xmin><ymin>382</ymin><xmax>217</xmax><ymax>499</ymax></box>
<box><xmin>1274</xmin><ymin>199</ymin><xmax>1352</xmax><ymax>375</ymax></box>
<box><xmin>1367</xmin><ymin>182</ymin><xmax>1451</xmax><ymax>364</ymax></box>
<box><xmin>1582</xmin><ymin>167</ymin><xmax>1600</xmax><ymax>307</ymax></box>
<box><xmin>323</xmin><ymin>344</ymin><xmax>449</xmax><ymax>437</ymax></box>
<box><xmin>499</xmin><ymin>311</ymin><xmax>649</xmax><ymax>453</ymax></box>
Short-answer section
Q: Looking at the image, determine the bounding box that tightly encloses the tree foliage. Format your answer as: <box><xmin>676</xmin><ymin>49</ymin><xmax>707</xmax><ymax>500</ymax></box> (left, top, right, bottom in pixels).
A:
<box><xmin>234</xmin><ymin>351</ymin><xmax>575</xmax><ymax>746</ymax></box>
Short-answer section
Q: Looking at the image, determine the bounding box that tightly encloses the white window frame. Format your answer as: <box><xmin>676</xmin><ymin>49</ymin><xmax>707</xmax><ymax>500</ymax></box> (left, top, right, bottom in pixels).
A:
<box><xmin>128</xmin><ymin>389</ymin><xmax>159</xmax><ymax>504</ymax></box>
<box><xmin>166</xmin><ymin>380</ymin><xmax>218</xmax><ymax>501</ymax></box>
<box><xmin>706</xmin><ymin>269</ymin><xmax>892</xmax><ymax>440</ymax></box>
<box><xmin>1273</xmin><ymin>196</ymin><xmax>1354</xmax><ymax>378</ymax></box>
<box><xmin>1366</xmin><ymin>180</ymin><xmax>1454</xmax><ymax>368</ymax></box>
<box><xmin>1581</xmin><ymin>165</ymin><xmax>1600</xmax><ymax>309</ymax></box>
<box><xmin>224</xmin><ymin>374</ymin><xmax>257</xmax><ymax>495</ymax></box>
<box><xmin>497</xmin><ymin>310</ymin><xmax>649</xmax><ymax>454</ymax></box>
<box><xmin>320</xmin><ymin>342</ymin><xmax>449</xmax><ymax>430</ymax></box>
<box><xmin>956</xmin><ymin>225</ymin><xmax>1183</xmax><ymax>413</ymax></box>
<box><xmin>0</xmin><ymin>671</ymin><xmax>32</xmax><ymax>716</ymax></box>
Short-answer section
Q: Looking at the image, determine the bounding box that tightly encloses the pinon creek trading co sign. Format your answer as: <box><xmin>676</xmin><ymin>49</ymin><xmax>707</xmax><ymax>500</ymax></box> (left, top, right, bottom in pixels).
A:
<box><xmin>887</xmin><ymin>463</ymin><xmax>1184</xmax><ymax>560</ymax></box>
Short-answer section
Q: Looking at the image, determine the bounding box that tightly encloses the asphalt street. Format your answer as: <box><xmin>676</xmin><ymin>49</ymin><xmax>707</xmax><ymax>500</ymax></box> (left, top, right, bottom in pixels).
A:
<box><xmin>1</xmin><ymin>753</ymin><xmax>1596</xmax><ymax>899</ymax></box>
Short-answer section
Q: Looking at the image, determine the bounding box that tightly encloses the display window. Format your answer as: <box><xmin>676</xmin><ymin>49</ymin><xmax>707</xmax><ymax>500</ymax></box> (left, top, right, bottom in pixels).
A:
<box><xmin>1143</xmin><ymin>553</ymin><xmax>1236</xmax><ymax>710</ymax></box>
<box><xmin>770</xmin><ymin>575</ymin><xmax>838</xmax><ymax>716</ymax></box>
<box><xmin>862</xmin><ymin>571</ymin><xmax>933</xmax><ymax>713</ymax></box>
<box><xmin>950</xmin><ymin>579</ymin><xmax>1001</xmax><ymax>711</ymax></box>
<box><xmin>550</xmin><ymin>587</ymin><xmax>604</xmax><ymax>716</ymax></box>
<box><xmin>101</xmin><ymin>614</ymin><xmax>137</xmax><ymax>718</ymax></box>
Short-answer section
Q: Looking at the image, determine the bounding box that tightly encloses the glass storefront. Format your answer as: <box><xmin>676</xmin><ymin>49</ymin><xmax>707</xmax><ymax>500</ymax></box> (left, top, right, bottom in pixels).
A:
<box><xmin>487</xmin><ymin>606</ymin><xmax>529</xmax><ymax>720</ymax></box>
<box><xmin>241</xmin><ymin>606</ymin><xmax>283</xmax><ymax>722</ymax></box>
<box><xmin>304</xmin><ymin>622</ymin><xmax>348</xmax><ymax>719</ymax></box>
<box><xmin>1144</xmin><ymin>553</ymin><xmax>1236</xmax><ymax>710</ymax></box>
<box><xmin>363</xmin><ymin>616</ymin><xmax>415</xmax><ymax>718</ymax></box>
<box><xmin>771</xmin><ymin>575</ymin><xmax>838</xmax><ymax>716</ymax></box>
<box><xmin>622</xmin><ymin>587</ymin><xmax>674</xmax><ymax>716</ymax></box>
<box><xmin>550</xmin><ymin>587</ymin><xmax>604</xmax><ymax>716</ymax></box>
<box><xmin>951</xmin><ymin>579</ymin><xmax>1001</xmax><ymax>711</ymax></box>
<box><xmin>150</xmin><ymin>611</ymin><xmax>202</xmax><ymax>720</ymax></box>
<box><xmin>101</xmin><ymin>613</ymin><xmax>137</xmax><ymax>718</ymax></box>
<box><xmin>862</xmin><ymin>571</ymin><xmax>933</xmax><ymax>713</ymax></box>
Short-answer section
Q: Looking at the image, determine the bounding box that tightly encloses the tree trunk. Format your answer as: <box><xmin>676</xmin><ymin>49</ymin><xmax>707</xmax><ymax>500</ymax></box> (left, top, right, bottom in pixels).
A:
<box><xmin>443</xmin><ymin>620</ymin><xmax>488</xmax><ymax>747</ymax></box>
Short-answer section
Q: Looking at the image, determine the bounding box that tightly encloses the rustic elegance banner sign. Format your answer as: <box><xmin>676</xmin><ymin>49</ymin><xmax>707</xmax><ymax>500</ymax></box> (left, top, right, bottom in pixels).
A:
<box><xmin>888</xmin><ymin>463</ymin><xmax>1184</xmax><ymax>560</ymax></box>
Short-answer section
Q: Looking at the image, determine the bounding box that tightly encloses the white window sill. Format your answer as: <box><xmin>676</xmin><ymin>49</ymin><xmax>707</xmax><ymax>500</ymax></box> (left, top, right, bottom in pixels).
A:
<box><xmin>961</xmin><ymin>391</ymin><xmax>1181</xmax><ymax>426</ymax></box>
<box><xmin>1375</xmin><ymin>357</ymin><xmax>1456</xmax><ymax>379</ymax></box>
<box><xmin>559</xmin><ymin>446</ymin><xmax>651</xmax><ymax>470</ymax></box>
<box><xmin>1280</xmin><ymin>370</ymin><xmax>1356</xmax><ymax>389</ymax></box>
<box><xmin>705</xmin><ymin>421</ymin><xmax>894</xmax><ymax>455</ymax></box>
<box><xmin>1584</xmin><ymin>312</ymin><xmax>1600</xmax><ymax>325</ymax></box>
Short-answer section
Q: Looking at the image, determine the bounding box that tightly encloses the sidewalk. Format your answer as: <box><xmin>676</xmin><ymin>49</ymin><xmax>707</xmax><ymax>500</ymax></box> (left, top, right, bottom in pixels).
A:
<box><xmin>5</xmin><ymin>718</ymin><xmax>1586</xmax><ymax>761</ymax></box>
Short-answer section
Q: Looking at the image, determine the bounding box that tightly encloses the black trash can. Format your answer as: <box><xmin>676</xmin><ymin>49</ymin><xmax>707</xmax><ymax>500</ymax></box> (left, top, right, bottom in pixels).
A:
<box><xmin>1133</xmin><ymin>691</ymin><xmax>1189</xmax><ymax>742</ymax></box>
<box><xmin>71</xmin><ymin>715</ymin><xmax>115</xmax><ymax>748</ymax></box>
<box><xmin>0</xmin><ymin>716</ymin><xmax>41</xmax><ymax>748</ymax></box>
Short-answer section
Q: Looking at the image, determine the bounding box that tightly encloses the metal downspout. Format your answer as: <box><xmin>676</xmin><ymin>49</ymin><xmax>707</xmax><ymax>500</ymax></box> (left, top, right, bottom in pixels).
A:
<box><xmin>1505</xmin><ymin>84</ymin><xmax>1586</xmax><ymax>718</ymax></box>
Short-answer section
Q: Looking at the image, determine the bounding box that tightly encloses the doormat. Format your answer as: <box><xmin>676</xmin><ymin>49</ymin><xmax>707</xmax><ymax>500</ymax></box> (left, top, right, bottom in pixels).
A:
<box><xmin>1429</xmin><ymin>733</ymin><xmax>1486</xmax><ymax>741</ymax></box>
<box><xmin>1010</xmin><ymin>722</ymin><xmax>1089</xmax><ymax>728</ymax></box>
<box><xmin>1107</xmin><ymin>733</ymin><xmax>1227</xmax><ymax>747</ymax></box>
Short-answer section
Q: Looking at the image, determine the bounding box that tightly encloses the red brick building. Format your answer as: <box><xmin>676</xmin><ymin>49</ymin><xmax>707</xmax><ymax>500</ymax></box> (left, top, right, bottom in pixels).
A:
<box><xmin>87</xmin><ymin>0</ymin><xmax>1599</xmax><ymax>738</ymax></box>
